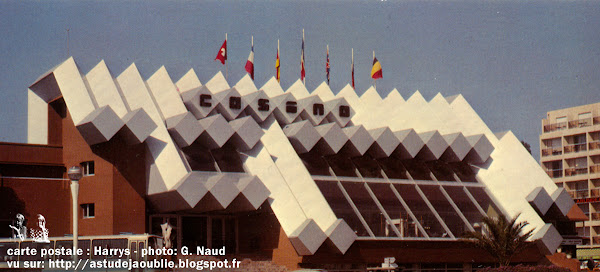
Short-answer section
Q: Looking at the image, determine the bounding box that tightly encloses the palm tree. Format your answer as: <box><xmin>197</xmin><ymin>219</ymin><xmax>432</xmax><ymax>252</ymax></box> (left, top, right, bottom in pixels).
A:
<box><xmin>463</xmin><ymin>214</ymin><xmax>534</xmax><ymax>267</ymax></box>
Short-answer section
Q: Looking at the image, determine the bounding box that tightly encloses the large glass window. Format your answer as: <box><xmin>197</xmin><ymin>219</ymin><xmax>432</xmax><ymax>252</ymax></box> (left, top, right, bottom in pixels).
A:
<box><xmin>394</xmin><ymin>184</ymin><xmax>446</xmax><ymax>237</ymax></box>
<box><xmin>315</xmin><ymin>180</ymin><xmax>368</xmax><ymax>236</ymax></box>
<box><xmin>369</xmin><ymin>183</ymin><xmax>424</xmax><ymax>237</ymax></box>
<box><xmin>418</xmin><ymin>185</ymin><xmax>467</xmax><ymax>236</ymax></box>
<box><xmin>342</xmin><ymin>182</ymin><xmax>388</xmax><ymax>237</ymax></box>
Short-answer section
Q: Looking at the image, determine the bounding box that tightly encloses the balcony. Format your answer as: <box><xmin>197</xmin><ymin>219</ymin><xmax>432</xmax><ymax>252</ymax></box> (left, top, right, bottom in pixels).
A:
<box><xmin>543</xmin><ymin>116</ymin><xmax>600</xmax><ymax>133</ymax></box>
<box><xmin>591</xmin><ymin>164</ymin><xmax>600</xmax><ymax>174</ymax></box>
<box><xmin>594</xmin><ymin>236</ymin><xmax>600</xmax><ymax>245</ymax></box>
<box><xmin>569</xmin><ymin>118</ymin><xmax>593</xmax><ymax>129</ymax></box>
<box><xmin>592</xmin><ymin>188</ymin><xmax>600</xmax><ymax>197</ymax></box>
<box><xmin>592</xmin><ymin>213</ymin><xmax>600</xmax><ymax>221</ymax></box>
<box><xmin>541</xmin><ymin>147</ymin><xmax>563</xmax><ymax>157</ymax></box>
<box><xmin>568</xmin><ymin>189</ymin><xmax>590</xmax><ymax>199</ymax></box>
<box><xmin>543</xmin><ymin>122</ymin><xmax>568</xmax><ymax>133</ymax></box>
<box><xmin>590</xmin><ymin>141</ymin><xmax>600</xmax><ymax>151</ymax></box>
<box><xmin>565</xmin><ymin>167</ymin><xmax>588</xmax><ymax>177</ymax></box>
<box><xmin>564</xmin><ymin>143</ymin><xmax>587</xmax><ymax>154</ymax></box>
<box><xmin>546</xmin><ymin>169</ymin><xmax>563</xmax><ymax>178</ymax></box>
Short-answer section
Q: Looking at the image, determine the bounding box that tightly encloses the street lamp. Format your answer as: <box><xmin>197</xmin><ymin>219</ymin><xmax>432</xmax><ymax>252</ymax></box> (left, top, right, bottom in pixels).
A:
<box><xmin>67</xmin><ymin>166</ymin><xmax>82</xmax><ymax>262</ymax></box>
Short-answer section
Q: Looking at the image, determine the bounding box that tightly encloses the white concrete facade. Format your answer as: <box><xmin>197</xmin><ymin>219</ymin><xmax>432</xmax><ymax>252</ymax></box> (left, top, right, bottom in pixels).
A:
<box><xmin>27</xmin><ymin>57</ymin><xmax>571</xmax><ymax>255</ymax></box>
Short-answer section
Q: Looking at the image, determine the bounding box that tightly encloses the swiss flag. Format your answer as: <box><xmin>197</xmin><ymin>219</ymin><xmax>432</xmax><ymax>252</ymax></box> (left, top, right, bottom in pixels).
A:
<box><xmin>215</xmin><ymin>40</ymin><xmax>227</xmax><ymax>65</ymax></box>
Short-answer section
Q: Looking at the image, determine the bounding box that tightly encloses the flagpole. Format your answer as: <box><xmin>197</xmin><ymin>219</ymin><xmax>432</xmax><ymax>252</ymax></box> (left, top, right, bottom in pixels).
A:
<box><xmin>277</xmin><ymin>39</ymin><xmax>280</xmax><ymax>83</ymax></box>
<box><xmin>225</xmin><ymin>33</ymin><xmax>228</xmax><ymax>80</ymax></box>
<box><xmin>352</xmin><ymin>48</ymin><xmax>354</xmax><ymax>89</ymax></box>
<box><xmin>302</xmin><ymin>29</ymin><xmax>305</xmax><ymax>85</ymax></box>
<box><xmin>373</xmin><ymin>50</ymin><xmax>376</xmax><ymax>90</ymax></box>
<box><xmin>326</xmin><ymin>44</ymin><xmax>329</xmax><ymax>85</ymax></box>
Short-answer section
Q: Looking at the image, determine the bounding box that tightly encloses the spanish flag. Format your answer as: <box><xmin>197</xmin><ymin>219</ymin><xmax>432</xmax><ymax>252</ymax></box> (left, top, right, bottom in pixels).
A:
<box><xmin>371</xmin><ymin>51</ymin><xmax>382</xmax><ymax>79</ymax></box>
<box><xmin>276</xmin><ymin>40</ymin><xmax>280</xmax><ymax>82</ymax></box>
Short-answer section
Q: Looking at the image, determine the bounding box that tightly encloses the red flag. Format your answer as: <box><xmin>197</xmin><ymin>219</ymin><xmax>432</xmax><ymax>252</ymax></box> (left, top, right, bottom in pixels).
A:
<box><xmin>326</xmin><ymin>45</ymin><xmax>330</xmax><ymax>85</ymax></box>
<box><xmin>215</xmin><ymin>40</ymin><xmax>227</xmax><ymax>65</ymax></box>
<box><xmin>371</xmin><ymin>56</ymin><xmax>382</xmax><ymax>79</ymax></box>
<box><xmin>276</xmin><ymin>42</ymin><xmax>280</xmax><ymax>82</ymax></box>
<box><xmin>351</xmin><ymin>49</ymin><xmax>355</xmax><ymax>89</ymax></box>
<box><xmin>301</xmin><ymin>30</ymin><xmax>305</xmax><ymax>82</ymax></box>
<box><xmin>245</xmin><ymin>37</ymin><xmax>254</xmax><ymax>80</ymax></box>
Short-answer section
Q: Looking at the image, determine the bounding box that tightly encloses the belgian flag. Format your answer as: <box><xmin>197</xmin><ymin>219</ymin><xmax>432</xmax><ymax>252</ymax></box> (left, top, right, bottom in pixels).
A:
<box><xmin>371</xmin><ymin>52</ymin><xmax>382</xmax><ymax>79</ymax></box>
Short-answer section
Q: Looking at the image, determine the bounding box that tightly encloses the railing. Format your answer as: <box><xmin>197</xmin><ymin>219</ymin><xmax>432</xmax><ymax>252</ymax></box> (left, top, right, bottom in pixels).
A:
<box><xmin>564</xmin><ymin>143</ymin><xmax>587</xmax><ymax>154</ymax></box>
<box><xmin>545</xmin><ymin>169</ymin><xmax>563</xmax><ymax>178</ymax></box>
<box><xmin>590</xmin><ymin>141</ymin><xmax>600</xmax><ymax>151</ymax></box>
<box><xmin>591</xmin><ymin>188</ymin><xmax>600</xmax><ymax>197</ymax></box>
<box><xmin>594</xmin><ymin>236</ymin><xmax>600</xmax><ymax>245</ymax></box>
<box><xmin>543</xmin><ymin>122</ymin><xmax>568</xmax><ymax>133</ymax></box>
<box><xmin>568</xmin><ymin>189</ymin><xmax>589</xmax><ymax>199</ymax></box>
<box><xmin>591</xmin><ymin>164</ymin><xmax>600</xmax><ymax>174</ymax></box>
<box><xmin>565</xmin><ymin>167</ymin><xmax>588</xmax><ymax>177</ymax></box>
<box><xmin>569</xmin><ymin>118</ymin><xmax>593</xmax><ymax>129</ymax></box>
<box><xmin>541</xmin><ymin>147</ymin><xmax>563</xmax><ymax>157</ymax></box>
<box><xmin>543</xmin><ymin>117</ymin><xmax>600</xmax><ymax>133</ymax></box>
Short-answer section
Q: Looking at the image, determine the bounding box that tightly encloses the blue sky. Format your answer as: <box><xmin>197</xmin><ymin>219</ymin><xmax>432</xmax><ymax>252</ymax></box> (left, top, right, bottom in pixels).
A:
<box><xmin>1</xmin><ymin>0</ymin><xmax>599</xmax><ymax>160</ymax></box>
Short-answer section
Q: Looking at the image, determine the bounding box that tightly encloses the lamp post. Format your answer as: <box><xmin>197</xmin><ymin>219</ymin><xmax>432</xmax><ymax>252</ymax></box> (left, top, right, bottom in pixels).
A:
<box><xmin>67</xmin><ymin>166</ymin><xmax>82</xmax><ymax>262</ymax></box>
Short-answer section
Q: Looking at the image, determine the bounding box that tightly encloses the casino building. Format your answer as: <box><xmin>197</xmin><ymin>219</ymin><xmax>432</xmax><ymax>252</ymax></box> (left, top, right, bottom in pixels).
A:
<box><xmin>0</xmin><ymin>57</ymin><xmax>586</xmax><ymax>271</ymax></box>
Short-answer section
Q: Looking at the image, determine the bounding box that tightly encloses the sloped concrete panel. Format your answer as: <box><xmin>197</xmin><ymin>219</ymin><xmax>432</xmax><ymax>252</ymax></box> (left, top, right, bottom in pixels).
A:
<box><xmin>287</xmin><ymin>79</ymin><xmax>310</xmax><ymax>99</ymax></box>
<box><xmin>77</xmin><ymin>106</ymin><xmax>124</xmax><ymax>145</ymax></box>
<box><xmin>342</xmin><ymin>125</ymin><xmax>375</xmax><ymax>157</ymax></box>
<box><xmin>213</xmin><ymin>87</ymin><xmax>247</xmax><ymax>121</ymax></box>
<box><xmin>325</xmin><ymin>219</ymin><xmax>357</xmax><ymax>255</ymax></box>
<box><xmin>234</xmin><ymin>74</ymin><xmax>259</xmax><ymax>96</ymax></box>
<box><xmin>368</xmin><ymin>127</ymin><xmax>400</xmax><ymax>158</ymax></box>
<box><xmin>119</xmin><ymin>108</ymin><xmax>157</xmax><ymax>144</ymax></box>
<box><xmin>283</xmin><ymin>120</ymin><xmax>320</xmax><ymax>154</ymax></box>
<box><xmin>146</xmin><ymin>66</ymin><xmax>189</xmax><ymax>120</ymax></box>
<box><xmin>229</xmin><ymin>116</ymin><xmax>264</xmax><ymax>151</ymax></box>
<box><xmin>532</xmin><ymin>223</ymin><xmax>562</xmax><ymax>255</ymax></box>
<box><xmin>260</xmin><ymin>77</ymin><xmax>285</xmax><ymax>97</ymax></box>
<box><xmin>236</xmin><ymin>175</ymin><xmax>270</xmax><ymax>210</ymax></box>
<box><xmin>314</xmin><ymin>122</ymin><xmax>348</xmax><ymax>155</ymax></box>
<box><xmin>240</xmin><ymin>142</ymin><xmax>310</xmax><ymax>244</ymax></box>
<box><xmin>244</xmin><ymin>90</ymin><xmax>275</xmax><ymax>122</ymax></box>
<box><xmin>526</xmin><ymin>187</ymin><xmax>553</xmax><ymax>216</ymax></box>
<box><xmin>312</xmin><ymin>81</ymin><xmax>336</xmax><ymax>101</ymax></box>
<box><xmin>551</xmin><ymin>188</ymin><xmax>575</xmax><ymax>217</ymax></box>
<box><xmin>417</xmin><ymin>131</ymin><xmax>448</xmax><ymax>161</ymax></box>
<box><xmin>166</xmin><ymin>112</ymin><xmax>204</xmax><ymax>147</ymax></box>
<box><xmin>197</xmin><ymin>115</ymin><xmax>234</xmax><ymax>149</ymax></box>
<box><xmin>197</xmin><ymin>174</ymin><xmax>240</xmax><ymax>211</ymax></box>
<box><xmin>85</xmin><ymin>60</ymin><xmax>128</xmax><ymax>118</ymax></box>
<box><xmin>441</xmin><ymin>132</ymin><xmax>471</xmax><ymax>162</ymax></box>
<box><xmin>466</xmin><ymin>134</ymin><xmax>495</xmax><ymax>164</ymax></box>
<box><xmin>205</xmin><ymin>72</ymin><xmax>230</xmax><ymax>94</ymax></box>
<box><xmin>116</xmin><ymin>63</ymin><xmax>188</xmax><ymax>193</ymax></box>
<box><xmin>175</xmin><ymin>68</ymin><xmax>202</xmax><ymax>93</ymax></box>
<box><xmin>46</xmin><ymin>58</ymin><xmax>96</xmax><ymax>125</ymax></box>
<box><xmin>27</xmin><ymin>89</ymin><xmax>48</xmax><ymax>144</ymax></box>
<box><xmin>324</xmin><ymin>97</ymin><xmax>353</xmax><ymax>127</ymax></box>
<box><xmin>181</xmin><ymin>85</ymin><xmax>218</xmax><ymax>119</ymax></box>
<box><xmin>394</xmin><ymin>129</ymin><xmax>425</xmax><ymax>159</ymax></box>
<box><xmin>177</xmin><ymin>172</ymin><xmax>211</xmax><ymax>208</ymax></box>
<box><xmin>289</xmin><ymin>219</ymin><xmax>328</xmax><ymax>255</ymax></box>
<box><xmin>298</xmin><ymin>95</ymin><xmax>327</xmax><ymax>126</ymax></box>
<box><xmin>272</xmin><ymin>92</ymin><xmax>301</xmax><ymax>125</ymax></box>
<box><xmin>146</xmin><ymin>190</ymin><xmax>193</xmax><ymax>213</ymax></box>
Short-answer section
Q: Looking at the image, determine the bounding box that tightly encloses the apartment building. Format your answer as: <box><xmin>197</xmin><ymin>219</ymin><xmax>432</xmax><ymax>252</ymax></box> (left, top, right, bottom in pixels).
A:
<box><xmin>540</xmin><ymin>103</ymin><xmax>600</xmax><ymax>253</ymax></box>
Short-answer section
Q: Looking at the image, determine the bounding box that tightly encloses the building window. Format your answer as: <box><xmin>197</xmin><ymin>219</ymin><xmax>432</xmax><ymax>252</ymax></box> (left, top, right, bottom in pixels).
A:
<box><xmin>81</xmin><ymin>203</ymin><xmax>95</xmax><ymax>218</ymax></box>
<box><xmin>80</xmin><ymin>161</ymin><xmax>95</xmax><ymax>176</ymax></box>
